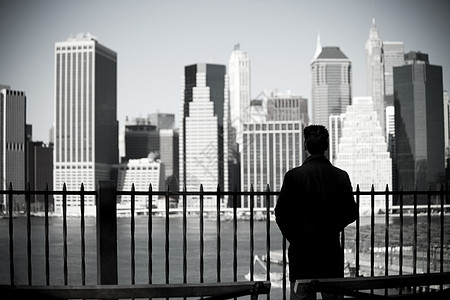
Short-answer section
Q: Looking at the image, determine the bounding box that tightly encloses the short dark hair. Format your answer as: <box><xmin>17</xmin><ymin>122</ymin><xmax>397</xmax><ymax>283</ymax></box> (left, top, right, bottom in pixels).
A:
<box><xmin>304</xmin><ymin>125</ymin><xmax>329</xmax><ymax>154</ymax></box>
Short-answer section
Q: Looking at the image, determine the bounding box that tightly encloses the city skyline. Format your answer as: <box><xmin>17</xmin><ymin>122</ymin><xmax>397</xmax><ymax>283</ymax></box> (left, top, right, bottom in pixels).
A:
<box><xmin>1</xmin><ymin>0</ymin><xmax>450</xmax><ymax>143</ymax></box>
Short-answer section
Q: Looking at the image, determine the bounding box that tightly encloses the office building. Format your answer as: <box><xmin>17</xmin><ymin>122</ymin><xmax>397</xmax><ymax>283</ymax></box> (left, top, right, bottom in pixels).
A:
<box><xmin>179</xmin><ymin>63</ymin><xmax>230</xmax><ymax>209</ymax></box>
<box><xmin>333</xmin><ymin>96</ymin><xmax>392</xmax><ymax>213</ymax></box>
<box><xmin>241</xmin><ymin>121</ymin><xmax>304</xmax><ymax>208</ymax></box>
<box><xmin>148</xmin><ymin>113</ymin><xmax>175</xmax><ymax>130</ymax></box>
<box><xmin>311</xmin><ymin>43</ymin><xmax>352</xmax><ymax>128</ymax></box>
<box><xmin>365</xmin><ymin>18</ymin><xmax>385</xmax><ymax>134</ymax></box>
<box><xmin>160</xmin><ymin>128</ymin><xmax>179</xmax><ymax>192</ymax></box>
<box><xmin>266</xmin><ymin>89</ymin><xmax>308</xmax><ymax>123</ymax></box>
<box><xmin>53</xmin><ymin>33</ymin><xmax>118</xmax><ymax>215</ymax></box>
<box><xmin>228</xmin><ymin>44</ymin><xmax>251</xmax><ymax>144</ymax></box>
<box><xmin>444</xmin><ymin>90</ymin><xmax>450</xmax><ymax>159</ymax></box>
<box><xmin>0</xmin><ymin>86</ymin><xmax>26</xmax><ymax>213</ymax></box>
<box><xmin>124</xmin><ymin>118</ymin><xmax>159</xmax><ymax>161</ymax></box>
<box><xmin>117</xmin><ymin>157</ymin><xmax>165</xmax><ymax>210</ymax></box>
<box><xmin>394</xmin><ymin>51</ymin><xmax>445</xmax><ymax>201</ymax></box>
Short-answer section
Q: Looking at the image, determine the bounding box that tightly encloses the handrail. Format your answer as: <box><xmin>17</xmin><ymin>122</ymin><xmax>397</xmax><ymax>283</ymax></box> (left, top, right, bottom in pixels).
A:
<box><xmin>0</xmin><ymin>281</ymin><xmax>271</xmax><ymax>300</ymax></box>
<box><xmin>295</xmin><ymin>273</ymin><xmax>450</xmax><ymax>299</ymax></box>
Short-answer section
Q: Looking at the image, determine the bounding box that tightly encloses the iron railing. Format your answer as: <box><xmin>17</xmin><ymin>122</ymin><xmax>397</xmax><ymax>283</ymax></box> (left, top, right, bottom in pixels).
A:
<box><xmin>0</xmin><ymin>182</ymin><xmax>449</xmax><ymax>299</ymax></box>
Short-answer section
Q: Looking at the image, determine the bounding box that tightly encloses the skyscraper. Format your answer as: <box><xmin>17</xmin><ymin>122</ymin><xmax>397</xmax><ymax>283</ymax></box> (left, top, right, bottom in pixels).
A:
<box><xmin>228</xmin><ymin>44</ymin><xmax>251</xmax><ymax>144</ymax></box>
<box><xmin>53</xmin><ymin>33</ymin><xmax>118</xmax><ymax>215</ymax></box>
<box><xmin>365</xmin><ymin>18</ymin><xmax>385</xmax><ymax>133</ymax></box>
<box><xmin>266</xmin><ymin>89</ymin><xmax>308</xmax><ymax>123</ymax></box>
<box><xmin>394</xmin><ymin>51</ymin><xmax>445</xmax><ymax>199</ymax></box>
<box><xmin>311</xmin><ymin>45</ymin><xmax>352</xmax><ymax>128</ymax></box>
<box><xmin>179</xmin><ymin>63</ymin><xmax>230</xmax><ymax>208</ymax></box>
<box><xmin>124</xmin><ymin>118</ymin><xmax>159</xmax><ymax>161</ymax></box>
<box><xmin>0</xmin><ymin>86</ymin><xmax>26</xmax><ymax>213</ymax></box>
<box><xmin>333</xmin><ymin>96</ymin><xmax>392</xmax><ymax>213</ymax></box>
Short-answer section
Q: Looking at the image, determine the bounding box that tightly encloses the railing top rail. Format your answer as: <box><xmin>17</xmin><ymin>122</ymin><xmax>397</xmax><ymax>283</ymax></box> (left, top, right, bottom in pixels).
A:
<box><xmin>0</xmin><ymin>281</ymin><xmax>271</xmax><ymax>300</ymax></box>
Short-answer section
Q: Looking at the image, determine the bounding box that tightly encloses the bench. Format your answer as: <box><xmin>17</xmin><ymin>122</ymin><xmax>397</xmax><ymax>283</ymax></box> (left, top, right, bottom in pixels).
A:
<box><xmin>1</xmin><ymin>281</ymin><xmax>271</xmax><ymax>300</ymax></box>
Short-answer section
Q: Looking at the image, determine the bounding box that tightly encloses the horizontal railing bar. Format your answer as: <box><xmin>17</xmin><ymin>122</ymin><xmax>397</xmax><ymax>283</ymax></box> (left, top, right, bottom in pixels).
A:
<box><xmin>2</xmin><ymin>189</ymin><xmax>450</xmax><ymax>196</ymax></box>
<box><xmin>295</xmin><ymin>272</ymin><xmax>450</xmax><ymax>292</ymax></box>
<box><xmin>0</xmin><ymin>281</ymin><xmax>271</xmax><ymax>299</ymax></box>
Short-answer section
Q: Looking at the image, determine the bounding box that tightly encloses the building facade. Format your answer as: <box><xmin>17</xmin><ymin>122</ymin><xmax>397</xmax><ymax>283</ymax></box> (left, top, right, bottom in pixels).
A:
<box><xmin>228</xmin><ymin>44</ymin><xmax>251</xmax><ymax>144</ymax></box>
<box><xmin>241</xmin><ymin>121</ymin><xmax>304</xmax><ymax>208</ymax></box>
<box><xmin>124</xmin><ymin>119</ymin><xmax>159</xmax><ymax>161</ymax></box>
<box><xmin>365</xmin><ymin>19</ymin><xmax>385</xmax><ymax>134</ymax></box>
<box><xmin>179</xmin><ymin>63</ymin><xmax>230</xmax><ymax>209</ymax></box>
<box><xmin>333</xmin><ymin>96</ymin><xmax>392</xmax><ymax>214</ymax></box>
<box><xmin>53</xmin><ymin>33</ymin><xmax>118</xmax><ymax>215</ymax></box>
<box><xmin>117</xmin><ymin>157</ymin><xmax>165</xmax><ymax>210</ymax></box>
<box><xmin>311</xmin><ymin>46</ymin><xmax>352</xmax><ymax>128</ymax></box>
<box><xmin>394</xmin><ymin>51</ymin><xmax>445</xmax><ymax>201</ymax></box>
<box><xmin>266</xmin><ymin>89</ymin><xmax>308</xmax><ymax>124</ymax></box>
<box><xmin>0</xmin><ymin>86</ymin><xmax>26</xmax><ymax>213</ymax></box>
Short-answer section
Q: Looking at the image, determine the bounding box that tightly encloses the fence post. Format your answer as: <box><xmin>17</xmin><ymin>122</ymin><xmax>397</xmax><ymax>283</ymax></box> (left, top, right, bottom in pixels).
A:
<box><xmin>96</xmin><ymin>180</ymin><xmax>118</xmax><ymax>285</ymax></box>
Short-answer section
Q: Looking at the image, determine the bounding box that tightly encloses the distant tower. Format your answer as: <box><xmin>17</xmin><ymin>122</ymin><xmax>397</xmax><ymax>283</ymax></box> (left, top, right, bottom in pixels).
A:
<box><xmin>0</xmin><ymin>86</ymin><xmax>26</xmax><ymax>213</ymax></box>
<box><xmin>228</xmin><ymin>44</ymin><xmax>251</xmax><ymax>145</ymax></box>
<box><xmin>311</xmin><ymin>46</ymin><xmax>351</xmax><ymax>128</ymax></box>
<box><xmin>179</xmin><ymin>63</ymin><xmax>230</xmax><ymax>207</ymax></box>
<box><xmin>394</xmin><ymin>51</ymin><xmax>445</xmax><ymax>200</ymax></box>
<box><xmin>334</xmin><ymin>96</ymin><xmax>392</xmax><ymax>214</ymax></box>
<box><xmin>365</xmin><ymin>18</ymin><xmax>385</xmax><ymax>134</ymax></box>
<box><xmin>53</xmin><ymin>33</ymin><xmax>118</xmax><ymax>215</ymax></box>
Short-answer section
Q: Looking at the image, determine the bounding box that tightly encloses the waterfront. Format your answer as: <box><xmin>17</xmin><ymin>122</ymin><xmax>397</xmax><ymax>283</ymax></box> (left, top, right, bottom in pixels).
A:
<box><xmin>1</xmin><ymin>214</ymin><xmax>449</xmax><ymax>299</ymax></box>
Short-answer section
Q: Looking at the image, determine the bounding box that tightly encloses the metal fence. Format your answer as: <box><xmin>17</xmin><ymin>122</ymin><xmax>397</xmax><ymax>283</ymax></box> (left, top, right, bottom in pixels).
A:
<box><xmin>1</xmin><ymin>182</ymin><xmax>449</xmax><ymax>299</ymax></box>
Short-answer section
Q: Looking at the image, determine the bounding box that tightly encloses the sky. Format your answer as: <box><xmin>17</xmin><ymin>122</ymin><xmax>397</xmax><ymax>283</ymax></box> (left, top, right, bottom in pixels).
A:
<box><xmin>1</xmin><ymin>0</ymin><xmax>449</xmax><ymax>143</ymax></box>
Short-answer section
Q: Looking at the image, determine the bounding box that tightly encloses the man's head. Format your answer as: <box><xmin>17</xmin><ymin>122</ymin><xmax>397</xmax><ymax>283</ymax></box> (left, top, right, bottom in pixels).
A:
<box><xmin>304</xmin><ymin>125</ymin><xmax>329</xmax><ymax>155</ymax></box>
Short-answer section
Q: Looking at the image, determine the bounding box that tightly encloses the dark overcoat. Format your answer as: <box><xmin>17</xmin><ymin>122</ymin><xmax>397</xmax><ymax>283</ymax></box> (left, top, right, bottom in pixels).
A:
<box><xmin>275</xmin><ymin>154</ymin><xmax>357</xmax><ymax>282</ymax></box>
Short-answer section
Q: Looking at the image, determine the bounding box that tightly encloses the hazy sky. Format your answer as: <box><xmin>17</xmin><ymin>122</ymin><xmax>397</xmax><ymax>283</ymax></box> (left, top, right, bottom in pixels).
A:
<box><xmin>1</xmin><ymin>0</ymin><xmax>449</xmax><ymax>143</ymax></box>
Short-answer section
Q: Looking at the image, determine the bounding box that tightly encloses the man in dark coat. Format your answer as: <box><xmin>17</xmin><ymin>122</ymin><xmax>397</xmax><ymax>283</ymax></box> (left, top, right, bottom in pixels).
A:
<box><xmin>275</xmin><ymin>125</ymin><xmax>358</xmax><ymax>300</ymax></box>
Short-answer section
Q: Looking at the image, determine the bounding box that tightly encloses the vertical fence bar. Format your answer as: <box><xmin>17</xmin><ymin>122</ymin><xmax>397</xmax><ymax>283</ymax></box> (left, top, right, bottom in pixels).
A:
<box><xmin>249</xmin><ymin>185</ymin><xmax>254</xmax><ymax>281</ymax></box>
<box><xmin>384</xmin><ymin>185</ymin><xmax>389</xmax><ymax>296</ymax></box>
<box><xmin>265</xmin><ymin>185</ymin><xmax>271</xmax><ymax>300</ymax></box>
<box><xmin>63</xmin><ymin>183</ymin><xmax>68</xmax><ymax>285</ymax></box>
<box><xmin>282</xmin><ymin>237</ymin><xmax>287</xmax><ymax>300</ymax></box>
<box><xmin>80</xmin><ymin>183</ymin><xmax>86</xmax><ymax>285</ymax></box>
<box><xmin>44</xmin><ymin>183</ymin><xmax>50</xmax><ymax>286</ymax></box>
<box><xmin>183</xmin><ymin>184</ymin><xmax>187</xmax><ymax>284</ymax></box>
<box><xmin>148</xmin><ymin>184</ymin><xmax>153</xmax><ymax>284</ymax></box>
<box><xmin>96</xmin><ymin>181</ymin><xmax>118</xmax><ymax>285</ymax></box>
<box><xmin>399</xmin><ymin>189</ymin><xmax>404</xmax><ymax>295</ymax></box>
<box><xmin>216</xmin><ymin>184</ymin><xmax>221</xmax><ymax>282</ymax></box>
<box><xmin>26</xmin><ymin>182</ymin><xmax>32</xmax><ymax>285</ymax></box>
<box><xmin>131</xmin><ymin>184</ymin><xmax>136</xmax><ymax>285</ymax></box>
<box><xmin>427</xmin><ymin>187</ymin><xmax>431</xmax><ymax>276</ymax></box>
<box><xmin>370</xmin><ymin>184</ymin><xmax>375</xmax><ymax>279</ymax></box>
<box><xmin>440</xmin><ymin>185</ymin><xmax>444</xmax><ymax>274</ymax></box>
<box><xmin>399</xmin><ymin>189</ymin><xmax>404</xmax><ymax>276</ymax></box>
<box><xmin>233</xmin><ymin>186</ymin><xmax>238</xmax><ymax>282</ymax></box>
<box><xmin>413</xmin><ymin>188</ymin><xmax>418</xmax><ymax>294</ymax></box>
<box><xmin>8</xmin><ymin>183</ymin><xmax>14</xmax><ymax>286</ymax></box>
<box><xmin>355</xmin><ymin>185</ymin><xmax>360</xmax><ymax>277</ymax></box>
<box><xmin>413</xmin><ymin>188</ymin><xmax>417</xmax><ymax>276</ymax></box>
<box><xmin>200</xmin><ymin>184</ymin><xmax>204</xmax><ymax>284</ymax></box>
<box><xmin>165</xmin><ymin>186</ymin><xmax>170</xmax><ymax>284</ymax></box>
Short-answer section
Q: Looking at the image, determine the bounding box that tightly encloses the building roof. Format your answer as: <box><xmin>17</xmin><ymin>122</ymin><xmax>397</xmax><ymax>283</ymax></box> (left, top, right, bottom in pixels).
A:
<box><xmin>317</xmin><ymin>47</ymin><xmax>348</xmax><ymax>59</ymax></box>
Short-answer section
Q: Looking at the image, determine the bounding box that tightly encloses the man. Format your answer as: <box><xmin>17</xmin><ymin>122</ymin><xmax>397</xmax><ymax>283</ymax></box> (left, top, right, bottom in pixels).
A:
<box><xmin>275</xmin><ymin>125</ymin><xmax>358</xmax><ymax>300</ymax></box>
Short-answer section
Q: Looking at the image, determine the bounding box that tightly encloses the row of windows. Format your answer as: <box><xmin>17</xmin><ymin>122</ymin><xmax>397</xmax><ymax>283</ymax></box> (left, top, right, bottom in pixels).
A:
<box><xmin>244</xmin><ymin>123</ymin><xmax>301</xmax><ymax>131</ymax></box>
<box><xmin>6</xmin><ymin>142</ymin><xmax>24</xmax><ymax>151</ymax></box>
<box><xmin>56</xmin><ymin>45</ymin><xmax>93</xmax><ymax>51</ymax></box>
<box><xmin>55</xmin><ymin>165</ymin><xmax>93</xmax><ymax>169</ymax></box>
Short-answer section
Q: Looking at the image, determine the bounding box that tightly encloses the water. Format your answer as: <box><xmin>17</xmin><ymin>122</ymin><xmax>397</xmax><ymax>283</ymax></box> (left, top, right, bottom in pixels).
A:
<box><xmin>0</xmin><ymin>216</ymin><xmax>286</xmax><ymax>298</ymax></box>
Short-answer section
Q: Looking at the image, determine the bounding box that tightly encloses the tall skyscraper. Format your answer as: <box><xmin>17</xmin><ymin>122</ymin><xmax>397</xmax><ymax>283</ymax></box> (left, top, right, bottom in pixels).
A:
<box><xmin>0</xmin><ymin>86</ymin><xmax>26</xmax><ymax>213</ymax></box>
<box><xmin>333</xmin><ymin>96</ymin><xmax>392</xmax><ymax>213</ymax></box>
<box><xmin>311</xmin><ymin>45</ymin><xmax>352</xmax><ymax>128</ymax></box>
<box><xmin>179</xmin><ymin>63</ymin><xmax>230</xmax><ymax>208</ymax></box>
<box><xmin>394</xmin><ymin>51</ymin><xmax>445</xmax><ymax>199</ymax></box>
<box><xmin>53</xmin><ymin>33</ymin><xmax>118</xmax><ymax>215</ymax></box>
<box><xmin>365</xmin><ymin>18</ymin><xmax>385</xmax><ymax>134</ymax></box>
<box><xmin>228</xmin><ymin>44</ymin><xmax>251</xmax><ymax>144</ymax></box>
<box><xmin>383</xmin><ymin>41</ymin><xmax>405</xmax><ymax>103</ymax></box>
